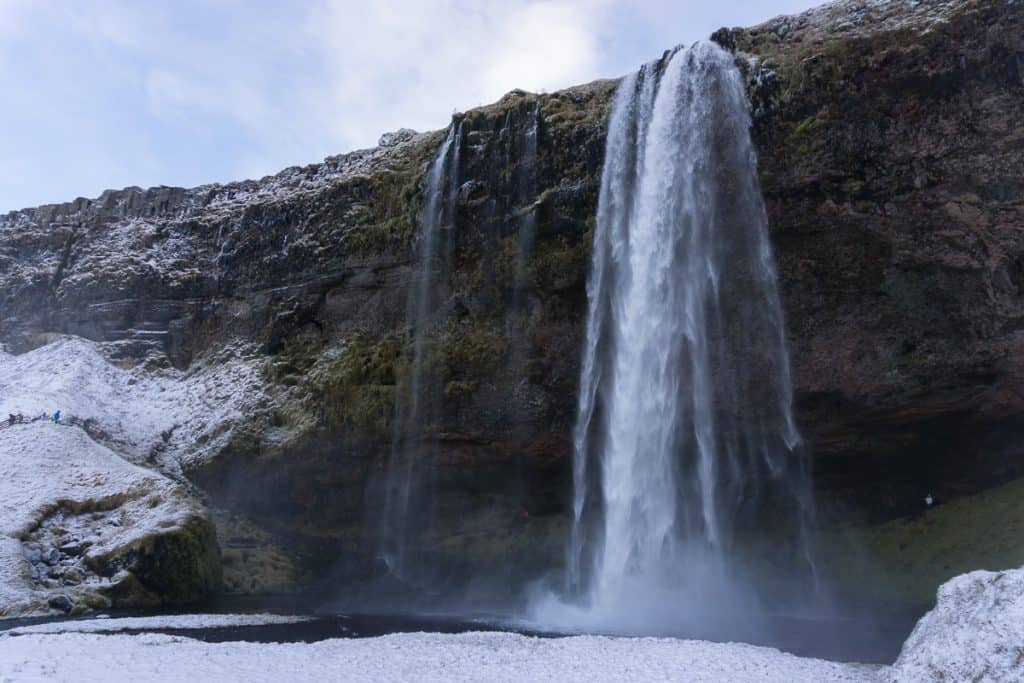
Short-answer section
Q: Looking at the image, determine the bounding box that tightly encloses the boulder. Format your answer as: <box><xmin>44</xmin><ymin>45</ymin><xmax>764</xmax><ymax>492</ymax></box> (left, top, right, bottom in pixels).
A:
<box><xmin>889</xmin><ymin>567</ymin><xmax>1024</xmax><ymax>682</ymax></box>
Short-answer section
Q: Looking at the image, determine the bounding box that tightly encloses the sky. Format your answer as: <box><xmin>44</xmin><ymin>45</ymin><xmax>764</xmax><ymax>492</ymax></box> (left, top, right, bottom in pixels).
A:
<box><xmin>0</xmin><ymin>0</ymin><xmax>820</xmax><ymax>213</ymax></box>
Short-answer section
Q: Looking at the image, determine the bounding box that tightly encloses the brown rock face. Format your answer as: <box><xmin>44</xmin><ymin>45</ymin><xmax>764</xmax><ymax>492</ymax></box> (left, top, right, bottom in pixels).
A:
<box><xmin>731</xmin><ymin>0</ymin><xmax>1024</xmax><ymax>523</ymax></box>
<box><xmin>1</xmin><ymin>0</ymin><xmax>1022</xmax><ymax>603</ymax></box>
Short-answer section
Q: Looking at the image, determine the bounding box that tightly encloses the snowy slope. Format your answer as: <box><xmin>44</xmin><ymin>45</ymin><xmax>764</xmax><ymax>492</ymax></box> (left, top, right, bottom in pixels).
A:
<box><xmin>0</xmin><ymin>336</ymin><xmax>265</xmax><ymax>471</ymax></box>
<box><xmin>0</xmin><ymin>422</ymin><xmax>207</xmax><ymax>616</ymax></box>
<box><xmin>0</xmin><ymin>630</ymin><xmax>882</xmax><ymax>683</ymax></box>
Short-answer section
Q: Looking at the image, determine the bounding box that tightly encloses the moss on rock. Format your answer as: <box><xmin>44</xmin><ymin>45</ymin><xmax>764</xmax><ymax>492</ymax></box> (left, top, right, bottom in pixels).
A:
<box><xmin>129</xmin><ymin>514</ymin><xmax>222</xmax><ymax>605</ymax></box>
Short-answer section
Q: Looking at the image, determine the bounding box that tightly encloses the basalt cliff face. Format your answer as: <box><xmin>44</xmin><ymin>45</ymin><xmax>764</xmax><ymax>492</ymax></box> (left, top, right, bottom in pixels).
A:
<box><xmin>1</xmin><ymin>0</ymin><xmax>1022</xmax><ymax>611</ymax></box>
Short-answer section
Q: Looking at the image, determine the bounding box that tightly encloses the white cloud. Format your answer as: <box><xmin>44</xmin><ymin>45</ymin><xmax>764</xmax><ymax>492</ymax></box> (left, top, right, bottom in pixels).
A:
<box><xmin>306</xmin><ymin>0</ymin><xmax>606</xmax><ymax>151</ymax></box>
<box><xmin>0</xmin><ymin>0</ymin><xmax>820</xmax><ymax>211</ymax></box>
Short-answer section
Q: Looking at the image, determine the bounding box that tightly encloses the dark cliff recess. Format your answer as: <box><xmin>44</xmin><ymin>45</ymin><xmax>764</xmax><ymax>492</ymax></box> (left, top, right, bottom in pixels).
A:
<box><xmin>1</xmin><ymin>0</ymin><xmax>1022</xmax><ymax>610</ymax></box>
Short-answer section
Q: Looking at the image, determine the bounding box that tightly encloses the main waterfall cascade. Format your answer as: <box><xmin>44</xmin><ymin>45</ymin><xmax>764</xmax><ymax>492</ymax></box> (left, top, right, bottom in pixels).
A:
<box><xmin>378</xmin><ymin>121</ymin><xmax>463</xmax><ymax>580</ymax></box>
<box><xmin>534</xmin><ymin>41</ymin><xmax>817</xmax><ymax>634</ymax></box>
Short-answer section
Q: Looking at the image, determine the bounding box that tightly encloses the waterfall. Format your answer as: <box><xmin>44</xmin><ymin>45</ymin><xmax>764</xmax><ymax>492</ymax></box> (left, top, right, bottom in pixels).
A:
<box><xmin>379</xmin><ymin>121</ymin><xmax>462</xmax><ymax>580</ymax></box>
<box><xmin>513</xmin><ymin>102</ymin><xmax>540</xmax><ymax>298</ymax></box>
<box><xmin>538</xmin><ymin>41</ymin><xmax>815</xmax><ymax>635</ymax></box>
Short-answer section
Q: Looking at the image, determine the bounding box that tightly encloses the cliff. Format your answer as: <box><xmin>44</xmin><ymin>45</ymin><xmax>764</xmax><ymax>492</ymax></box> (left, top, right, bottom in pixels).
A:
<box><xmin>1</xmin><ymin>0</ymin><xmax>1022</xmax><ymax>612</ymax></box>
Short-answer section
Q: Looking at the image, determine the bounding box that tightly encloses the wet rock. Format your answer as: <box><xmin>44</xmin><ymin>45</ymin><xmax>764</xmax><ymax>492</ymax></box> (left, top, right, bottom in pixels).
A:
<box><xmin>58</xmin><ymin>541</ymin><xmax>82</xmax><ymax>555</ymax></box>
<box><xmin>62</xmin><ymin>567</ymin><xmax>84</xmax><ymax>585</ymax></box>
<box><xmin>47</xmin><ymin>595</ymin><xmax>74</xmax><ymax>613</ymax></box>
<box><xmin>710</xmin><ymin>26</ymin><xmax>737</xmax><ymax>52</ymax></box>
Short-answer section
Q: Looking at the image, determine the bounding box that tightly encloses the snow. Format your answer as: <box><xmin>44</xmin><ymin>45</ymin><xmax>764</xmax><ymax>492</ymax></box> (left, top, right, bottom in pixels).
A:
<box><xmin>0</xmin><ymin>421</ymin><xmax>202</xmax><ymax>616</ymax></box>
<box><xmin>3</xmin><ymin>613</ymin><xmax>309</xmax><ymax>635</ymax></box>
<box><xmin>0</xmin><ymin>336</ymin><xmax>265</xmax><ymax>471</ymax></box>
<box><xmin>0</xmin><ymin>630</ymin><xmax>882</xmax><ymax>683</ymax></box>
<box><xmin>6</xmin><ymin>567</ymin><xmax>1024</xmax><ymax>681</ymax></box>
<box><xmin>888</xmin><ymin>567</ymin><xmax>1024</xmax><ymax>683</ymax></box>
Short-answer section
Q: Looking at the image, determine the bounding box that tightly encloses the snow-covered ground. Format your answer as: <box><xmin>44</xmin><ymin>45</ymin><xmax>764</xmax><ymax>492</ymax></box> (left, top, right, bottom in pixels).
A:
<box><xmin>0</xmin><ymin>630</ymin><xmax>881</xmax><ymax>682</ymax></box>
<box><xmin>4</xmin><ymin>566</ymin><xmax>1023</xmax><ymax>681</ymax></box>
<box><xmin>0</xmin><ymin>421</ymin><xmax>208</xmax><ymax>616</ymax></box>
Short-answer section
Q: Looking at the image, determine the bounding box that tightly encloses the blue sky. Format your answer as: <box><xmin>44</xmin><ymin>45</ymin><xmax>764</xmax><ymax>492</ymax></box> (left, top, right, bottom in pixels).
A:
<box><xmin>0</xmin><ymin>0</ymin><xmax>818</xmax><ymax>212</ymax></box>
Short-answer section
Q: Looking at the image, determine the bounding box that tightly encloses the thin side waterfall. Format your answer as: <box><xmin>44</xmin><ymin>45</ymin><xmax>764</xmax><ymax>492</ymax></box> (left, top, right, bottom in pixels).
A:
<box><xmin>379</xmin><ymin>121</ymin><xmax>462</xmax><ymax>580</ymax></box>
<box><xmin>507</xmin><ymin>101</ymin><xmax>540</xmax><ymax>348</ymax></box>
<box><xmin>513</xmin><ymin>102</ymin><xmax>540</xmax><ymax>301</ymax></box>
<box><xmin>532</xmin><ymin>41</ymin><xmax>815</xmax><ymax>636</ymax></box>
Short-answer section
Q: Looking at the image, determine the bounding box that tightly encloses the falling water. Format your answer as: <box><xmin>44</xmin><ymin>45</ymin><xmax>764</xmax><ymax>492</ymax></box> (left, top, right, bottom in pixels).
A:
<box><xmin>512</xmin><ymin>102</ymin><xmax>540</xmax><ymax>299</ymax></box>
<box><xmin>379</xmin><ymin>121</ymin><xmax>462</xmax><ymax>580</ymax></box>
<box><xmin>533</xmin><ymin>41</ymin><xmax>815</xmax><ymax>635</ymax></box>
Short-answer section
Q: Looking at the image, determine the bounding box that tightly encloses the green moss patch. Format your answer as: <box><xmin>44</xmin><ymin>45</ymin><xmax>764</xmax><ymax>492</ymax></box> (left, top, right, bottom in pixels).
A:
<box><xmin>311</xmin><ymin>335</ymin><xmax>402</xmax><ymax>438</ymax></box>
<box><xmin>818</xmin><ymin>477</ymin><xmax>1024</xmax><ymax>611</ymax></box>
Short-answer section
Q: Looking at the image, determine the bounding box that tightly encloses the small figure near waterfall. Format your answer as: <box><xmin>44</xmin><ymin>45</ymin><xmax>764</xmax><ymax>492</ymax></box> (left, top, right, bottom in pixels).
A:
<box><xmin>925</xmin><ymin>493</ymin><xmax>934</xmax><ymax>507</ymax></box>
<box><xmin>52</xmin><ymin>410</ymin><xmax>61</xmax><ymax>424</ymax></box>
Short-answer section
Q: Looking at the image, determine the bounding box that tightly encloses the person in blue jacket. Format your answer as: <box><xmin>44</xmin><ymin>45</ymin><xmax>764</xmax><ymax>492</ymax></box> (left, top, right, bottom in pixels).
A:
<box><xmin>52</xmin><ymin>410</ymin><xmax>61</xmax><ymax>423</ymax></box>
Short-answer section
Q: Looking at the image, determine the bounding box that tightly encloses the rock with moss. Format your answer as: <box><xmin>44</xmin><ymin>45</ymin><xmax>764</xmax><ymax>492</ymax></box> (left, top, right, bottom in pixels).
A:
<box><xmin>0</xmin><ymin>423</ymin><xmax>220</xmax><ymax>617</ymax></box>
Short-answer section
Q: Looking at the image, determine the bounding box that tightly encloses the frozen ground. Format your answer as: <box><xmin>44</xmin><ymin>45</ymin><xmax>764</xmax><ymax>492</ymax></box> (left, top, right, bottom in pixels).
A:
<box><xmin>0</xmin><ymin>629</ymin><xmax>882</xmax><ymax>683</ymax></box>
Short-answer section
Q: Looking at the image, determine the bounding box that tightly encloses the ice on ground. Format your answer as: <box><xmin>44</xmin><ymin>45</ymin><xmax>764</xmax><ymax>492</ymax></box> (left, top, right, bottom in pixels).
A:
<box><xmin>3</xmin><ymin>613</ymin><xmax>310</xmax><ymax>635</ymax></box>
<box><xmin>0</xmin><ymin>630</ymin><xmax>882</xmax><ymax>683</ymax></box>
<box><xmin>0</xmin><ymin>335</ymin><xmax>265</xmax><ymax>471</ymax></box>
<box><xmin>0</xmin><ymin>422</ymin><xmax>206</xmax><ymax>617</ymax></box>
<box><xmin>888</xmin><ymin>566</ymin><xmax>1024</xmax><ymax>683</ymax></box>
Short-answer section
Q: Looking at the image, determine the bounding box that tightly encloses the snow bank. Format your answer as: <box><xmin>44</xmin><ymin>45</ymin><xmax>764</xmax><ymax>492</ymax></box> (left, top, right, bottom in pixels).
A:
<box><xmin>888</xmin><ymin>567</ymin><xmax>1024</xmax><ymax>683</ymax></box>
<box><xmin>0</xmin><ymin>630</ymin><xmax>881</xmax><ymax>682</ymax></box>
<box><xmin>3</xmin><ymin>613</ymin><xmax>309</xmax><ymax>635</ymax></box>
<box><xmin>0</xmin><ymin>422</ymin><xmax>210</xmax><ymax>617</ymax></box>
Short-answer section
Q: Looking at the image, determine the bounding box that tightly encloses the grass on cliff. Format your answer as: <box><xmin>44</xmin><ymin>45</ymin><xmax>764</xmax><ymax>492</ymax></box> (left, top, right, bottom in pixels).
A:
<box><xmin>818</xmin><ymin>477</ymin><xmax>1024</xmax><ymax>611</ymax></box>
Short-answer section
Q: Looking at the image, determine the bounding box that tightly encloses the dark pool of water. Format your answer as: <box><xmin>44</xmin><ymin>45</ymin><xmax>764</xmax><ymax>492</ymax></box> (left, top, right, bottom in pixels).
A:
<box><xmin>0</xmin><ymin>598</ymin><xmax>916</xmax><ymax>665</ymax></box>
